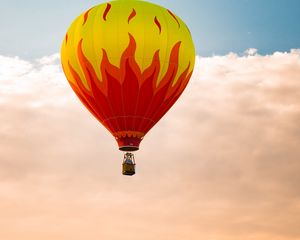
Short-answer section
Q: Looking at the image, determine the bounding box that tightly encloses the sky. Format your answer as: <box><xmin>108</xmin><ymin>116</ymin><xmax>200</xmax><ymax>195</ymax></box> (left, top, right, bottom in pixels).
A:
<box><xmin>1</xmin><ymin>1</ymin><xmax>300</xmax><ymax>240</ymax></box>
<box><xmin>1</xmin><ymin>0</ymin><xmax>300</xmax><ymax>58</ymax></box>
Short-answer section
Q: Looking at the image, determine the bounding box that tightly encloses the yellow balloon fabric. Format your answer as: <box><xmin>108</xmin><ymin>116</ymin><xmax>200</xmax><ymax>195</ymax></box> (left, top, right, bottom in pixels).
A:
<box><xmin>61</xmin><ymin>0</ymin><xmax>195</xmax><ymax>151</ymax></box>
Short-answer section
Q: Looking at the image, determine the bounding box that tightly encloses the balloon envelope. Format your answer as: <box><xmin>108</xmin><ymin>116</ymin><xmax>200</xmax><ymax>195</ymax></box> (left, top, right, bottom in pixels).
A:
<box><xmin>61</xmin><ymin>0</ymin><xmax>195</xmax><ymax>151</ymax></box>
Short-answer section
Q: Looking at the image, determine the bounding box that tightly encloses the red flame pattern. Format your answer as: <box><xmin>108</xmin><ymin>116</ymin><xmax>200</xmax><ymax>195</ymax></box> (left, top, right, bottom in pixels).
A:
<box><xmin>83</xmin><ymin>8</ymin><xmax>93</xmax><ymax>26</ymax></box>
<box><xmin>167</xmin><ymin>9</ymin><xmax>180</xmax><ymax>28</ymax></box>
<box><xmin>66</xmin><ymin>34</ymin><xmax>192</xmax><ymax>148</ymax></box>
<box><xmin>154</xmin><ymin>17</ymin><xmax>162</xmax><ymax>34</ymax></box>
<box><xmin>128</xmin><ymin>8</ymin><xmax>136</xmax><ymax>23</ymax></box>
<box><xmin>103</xmin><ymin>3</ymin><xmax>111</xmax><ymax>21</ymax></box>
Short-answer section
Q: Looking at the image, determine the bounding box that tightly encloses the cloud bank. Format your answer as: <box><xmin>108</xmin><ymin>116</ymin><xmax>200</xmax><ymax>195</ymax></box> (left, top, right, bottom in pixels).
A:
<box><xmin>0</xmin><ymin>49</ymin><xmax>300</xmax><ymax>240</ymax></box>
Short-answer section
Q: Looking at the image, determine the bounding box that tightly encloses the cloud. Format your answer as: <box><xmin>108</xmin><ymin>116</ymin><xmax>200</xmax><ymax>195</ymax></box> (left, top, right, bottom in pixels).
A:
<box><xmin>244</xmin><ymin>48</ymin><xmax>258</xmax><ymax>56</ymax></box>
<box><xmin>0</xmin><ymin>50</ymin><xmax>300</xmax><ymax>240</ymax></box>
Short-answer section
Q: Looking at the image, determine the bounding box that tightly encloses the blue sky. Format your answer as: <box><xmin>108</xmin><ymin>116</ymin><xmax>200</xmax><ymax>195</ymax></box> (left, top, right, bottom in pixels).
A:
<box><xmin>0</xmin><ymin>0</ymin><xmax>299</xmax><ymax>59</ymax></box>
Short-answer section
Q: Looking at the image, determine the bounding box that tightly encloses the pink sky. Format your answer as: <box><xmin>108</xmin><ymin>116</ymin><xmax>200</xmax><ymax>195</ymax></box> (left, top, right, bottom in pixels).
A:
<box><xmin>0</xmin><ymin>49</ymin><xmax>300</xmax><ymax>240</ymax></box>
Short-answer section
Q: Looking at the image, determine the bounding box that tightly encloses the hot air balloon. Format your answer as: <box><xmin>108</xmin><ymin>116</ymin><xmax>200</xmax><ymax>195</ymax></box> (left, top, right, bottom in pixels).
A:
<box><xmin>61</xmin><ymin>0</ymin><xmax>195</xmax><ymax>175</ymax></box>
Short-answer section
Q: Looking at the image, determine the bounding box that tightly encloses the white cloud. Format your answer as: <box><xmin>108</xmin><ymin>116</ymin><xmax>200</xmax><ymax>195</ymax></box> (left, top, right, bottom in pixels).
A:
<box><xmin>245</xmin><ymin>48</ymin><xmax>258</xmax><ymax>56</ymax></box>
<box><xmin>36</xmin><ymin>53</ymin><xmax>60</xmax><ymax>65</ymax></box>
<box><xmin>0</xmin><ymin>50</ymin><xmax>300</xmax><ymax>240</ymax></box>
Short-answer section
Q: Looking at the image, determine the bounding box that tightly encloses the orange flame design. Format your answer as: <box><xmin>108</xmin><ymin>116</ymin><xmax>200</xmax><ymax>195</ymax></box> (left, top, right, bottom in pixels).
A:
<box><xmin>66</xmin><ymin>34</ymin><xmax>192</xmax><ymax>149</ymax></box>
<box><xmin>128</xmin><ymin>8</ymin><xmax>136</xmax><ymax>23</ymax></box>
